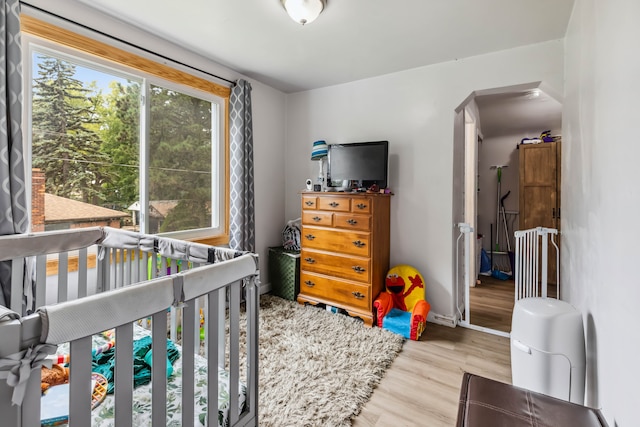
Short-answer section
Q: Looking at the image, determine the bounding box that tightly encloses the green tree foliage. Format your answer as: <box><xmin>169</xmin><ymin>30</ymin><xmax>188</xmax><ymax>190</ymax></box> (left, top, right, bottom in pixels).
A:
<box><xmin>97</xmin><ymin>81</ymin><xmax>141</xmax><ymax>209</ymax></box>
<box><xmin>148</xmin><ymin>85</ymin><xmax>212</xmax><ymax>232</ymax></box>
<box><xmin>32</xmin><ymin>56</ymin><xmax>112</xmax><ymax>204</ymax></box>
<box><xmin>31</xmin><ymin>54</ymin><xmax>214</xmax><ymax>233</ymax></box>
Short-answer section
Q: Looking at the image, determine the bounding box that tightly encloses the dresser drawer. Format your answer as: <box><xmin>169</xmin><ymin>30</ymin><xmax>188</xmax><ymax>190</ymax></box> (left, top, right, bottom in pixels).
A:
<box><xmin>334</xmin><ymin>213</ymin><xmax>371</xmax><ymax>231</ymax></box>
<box><xmin>351</xmin><ymin>198</ymin><xmax>372</xmax><ymax>213</ymax></box>
<box><xmin>302</xmin><ymin>195</ymin><xmax>317</xmax><ymax>210</ymax></box>
<box><xmin>300</xmin><ymin>249</ymin><xmax>370</xmax><ymax>283</ymax></box>
<box><xmin>301</xmin><ymin>226</ymin><xmax>370</xmax><ymax>257</ymax></box>
<box><xmin>317</xmin><ymin>196</ymin><xmax>350</xmax><ymax>212</ymax></box>
<box><xmin>302</xmin><ymin>211</ymin><xmax>333</xmax><ymax>226</ymax></box>
<box><xmin>300</xmin><ymin>272</ymin><xmax>370</xmax><ymax>310</ymax></box>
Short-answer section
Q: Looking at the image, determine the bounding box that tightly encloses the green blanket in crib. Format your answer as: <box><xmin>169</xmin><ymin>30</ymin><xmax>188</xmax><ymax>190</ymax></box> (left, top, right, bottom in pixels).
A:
<box><xmin>92</xmin><ymin>335</ymin><xmax>180</xmax><ymax>393</ymax></box>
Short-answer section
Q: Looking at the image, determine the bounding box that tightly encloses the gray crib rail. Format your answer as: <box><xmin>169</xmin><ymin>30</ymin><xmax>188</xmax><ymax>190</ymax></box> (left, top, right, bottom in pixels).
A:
<box><xmin>0</xmin><ymin>227</ymin><xmax>259</xmax><ymax>427</ymax></box>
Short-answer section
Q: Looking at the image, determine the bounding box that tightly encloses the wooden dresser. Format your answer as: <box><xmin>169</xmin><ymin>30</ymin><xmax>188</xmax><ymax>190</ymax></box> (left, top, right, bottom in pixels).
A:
<box><xmin>297</xmin><ymin>192</ymin><xmax>391</xmax><ymax>326</ymax></box>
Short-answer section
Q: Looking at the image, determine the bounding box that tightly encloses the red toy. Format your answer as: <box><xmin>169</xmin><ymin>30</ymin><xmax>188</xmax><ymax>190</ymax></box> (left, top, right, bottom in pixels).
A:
<box><xmin>374</xmin><ymin>265</ymin><xmax>431</xmax><ymax>340</ymax></box>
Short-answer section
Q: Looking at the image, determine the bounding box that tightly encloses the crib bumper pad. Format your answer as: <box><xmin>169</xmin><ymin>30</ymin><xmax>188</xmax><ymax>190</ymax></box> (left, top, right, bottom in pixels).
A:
<box><xmin>38</xmin><ymin>277</ymin><xmax>175</xmax><ymax>345</ymax></box>
<box><xmin>99</xmin><ymin>226</ymin><xmax>245</xmax><ymax>264</ymax></box>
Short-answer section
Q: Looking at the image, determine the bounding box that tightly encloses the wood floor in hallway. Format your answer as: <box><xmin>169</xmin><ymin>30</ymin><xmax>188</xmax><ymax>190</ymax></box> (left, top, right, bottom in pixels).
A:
<box><xmin>470</xmin><ymin>274</ymin><xmax>558</xmax><ymax>333</ymax></box>
<box><xmin>470</xmin><ymin>275</ymin><xmax>517</xmax><ymax>333</ymax></box>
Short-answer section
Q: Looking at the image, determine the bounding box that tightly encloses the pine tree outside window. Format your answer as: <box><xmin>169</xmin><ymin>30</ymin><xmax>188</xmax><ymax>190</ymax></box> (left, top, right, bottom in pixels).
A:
<box><xmin>22</xmin><ymin>16</ymin><xmax>229</xmax><ymax>243</ymax></box>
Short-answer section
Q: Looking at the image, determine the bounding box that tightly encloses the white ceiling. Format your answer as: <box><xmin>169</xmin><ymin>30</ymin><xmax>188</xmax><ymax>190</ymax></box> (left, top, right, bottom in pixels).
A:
<box><xmin>475</xmin><ymin>88</ymin><xmax>563</xmax><ymax>138</ymax></box>
<box><xmin>68</xmin><ymin>0</ymin><xmax>576</xmax><ymax>94</ymax></box>
<box><xmin>32</xmin><ymin>0</ymin><xmax>571</xmax><ymax>136</ymax></box>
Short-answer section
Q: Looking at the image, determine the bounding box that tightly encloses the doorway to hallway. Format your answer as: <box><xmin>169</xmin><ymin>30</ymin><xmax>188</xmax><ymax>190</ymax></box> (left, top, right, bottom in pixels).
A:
<box><xmin>453</xmin><ymin>82</ymin><xmax>563</xmax><ymax>337</ymax></box>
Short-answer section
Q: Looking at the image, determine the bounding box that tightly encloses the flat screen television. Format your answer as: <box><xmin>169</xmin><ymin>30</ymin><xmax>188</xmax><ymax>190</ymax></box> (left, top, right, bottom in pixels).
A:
<box><xmin>327</xmin><ymin>141</ymin><xmax>388</xmax><ymax>191</ymax></box>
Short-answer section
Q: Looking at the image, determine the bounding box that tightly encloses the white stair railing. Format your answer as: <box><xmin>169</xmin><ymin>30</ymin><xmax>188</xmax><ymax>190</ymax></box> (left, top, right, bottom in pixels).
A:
<box><xmin>514</xmin><ymin>227</ymin><xmax>559</xmax><ymax>300</ymax></box>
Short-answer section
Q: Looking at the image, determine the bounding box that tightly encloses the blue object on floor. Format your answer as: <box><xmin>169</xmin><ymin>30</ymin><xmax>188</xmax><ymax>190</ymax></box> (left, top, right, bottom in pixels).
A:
<box><xmin>491</xmin><ymin>269</ymin><xmax>510</xmax><ymax>280</ymax></box>
<box><xmin>382</xmin><ymin>308</ymin><xmax>412</xmax><ymax>339</ymax></box>
<box><xmin>480</xmin><ymin>248</ymin><xmax>491</xmax><ymax>274</ymax></box>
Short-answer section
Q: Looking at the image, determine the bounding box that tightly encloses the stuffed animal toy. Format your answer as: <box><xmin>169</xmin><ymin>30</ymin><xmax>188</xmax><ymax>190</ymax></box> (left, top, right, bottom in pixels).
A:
<box><xmin>41</xmin><ymin>364</ymin><xmax>69</xmax><ymax>393</ymax></box>
<box><xmin>374</xmin><ymin>265</ymin><xmax>431</xmax><ymax>340</ymax></box>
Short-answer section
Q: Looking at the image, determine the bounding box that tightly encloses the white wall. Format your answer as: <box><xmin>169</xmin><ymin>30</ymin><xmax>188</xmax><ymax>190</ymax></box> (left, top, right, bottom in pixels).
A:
<box><xmin>285</xmin><ymin>40</ymin><xmax>564</xmax><ymax>319</ymax></box>
<box><xmin>563</xmin><ymin>0</ymin><xmax>640</xmax><ymax>423</ymax></box>
<box><xmin>250</xmin><ymin>82</ymin><xmax>287</xmax><ymax>277</ymax></box>
<box><xmin>23</xmin><ymin>1</ymin><xmax>288</xmax><ymax>279</ymax></box>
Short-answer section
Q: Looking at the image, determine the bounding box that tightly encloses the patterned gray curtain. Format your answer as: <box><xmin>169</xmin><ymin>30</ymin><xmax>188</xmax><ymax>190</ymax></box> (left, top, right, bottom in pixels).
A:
<box><xmin>0</xmin><ymin>0</ymin><xmax>25</xmax><ymax>308</ymax></box>
<box><xmin>228</xmin><ymin>80</ymin><xmax>255</xmax><ymax>252</ymax></box>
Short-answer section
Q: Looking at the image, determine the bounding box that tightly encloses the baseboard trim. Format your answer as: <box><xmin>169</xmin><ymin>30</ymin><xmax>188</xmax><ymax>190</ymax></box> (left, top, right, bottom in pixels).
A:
<box><xmin>458</xmin><ymin>321</ymin><xmax>511</xmax><ymax>338</ymax></box>
<box><xmin>260</xmin><ymin>282</ymin><xmax>272</xmax><ymax>295</ymax></box>
<box><xmin>428</xmin><ymin>311</ymin><xmax>457</xmax><ymax>328</ymax></box>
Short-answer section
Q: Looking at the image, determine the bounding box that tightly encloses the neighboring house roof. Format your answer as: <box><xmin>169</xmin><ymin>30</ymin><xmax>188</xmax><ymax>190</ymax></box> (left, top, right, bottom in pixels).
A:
<box><xmin>127</xmin><ymin>200</ymin><xmax>178</xmax><ymax>219</ymax></box>
<box><xmin>150</xmin><ymin>200</ymin><xmax>178</xmax><ymax>218</ymax></box>
<box><xmin>44</xmin><ymin>193</ymin><xmax>128</xmax><ymax>223</ymax></box>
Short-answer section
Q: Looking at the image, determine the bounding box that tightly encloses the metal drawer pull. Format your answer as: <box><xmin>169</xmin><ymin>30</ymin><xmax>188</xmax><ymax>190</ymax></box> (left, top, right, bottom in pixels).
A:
<box><xmin>329</xmin><ymin>202</ymin><xmax>340</xmax><ymax>207</ymax></box>
<box><xmin>352</xmin><ymin>291</ymin><xmax>365</xmax><ymax>299</ymax></box>
<box><xmin>304</xmin><ymin>257</ymin><xmax>316</xmax><ymax>264</ymax></box>
<box><xmin>305</xmin><ymin>234</ymin><xmax>316</xmax><ymax>240</ymax></box>
<box><xmin>304</xmin><ymin>280</ymin><xmax>315</xmax><ymax>287</ymax></box>
<box><xmin>347</xmin><ymin>219</ymin><xmax>358</xmax><ymax>225</ymax></box>
<box><xmin>313</xmin><ymin>216</ymin><xmax>322</xmax><ymax>222</ymax></box>
<box><xmin>352</xmin><ymin>266</ymin><xmax>366</xmax><ymax>273</ymax></box>
<box><xmin>305</xmin><ymin>201</ymin><xmax>314</xmax><ymax>206</ymax></box>
<box><xmin>352</xmin><ymin>240</ymin><xmax>365</xmax><ymax>248</ymax></box>
<box><xmin>356</xmin><ymin>203</ymin><xmax>367</xmax><ymax>209</ymax></box>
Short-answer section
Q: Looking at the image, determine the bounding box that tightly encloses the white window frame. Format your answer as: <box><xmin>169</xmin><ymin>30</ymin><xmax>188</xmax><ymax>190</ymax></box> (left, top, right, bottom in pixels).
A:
<box><xmin>21</xmin><ymin>17</ymin><xmax>230</xmax><ymax>243</ymax></box>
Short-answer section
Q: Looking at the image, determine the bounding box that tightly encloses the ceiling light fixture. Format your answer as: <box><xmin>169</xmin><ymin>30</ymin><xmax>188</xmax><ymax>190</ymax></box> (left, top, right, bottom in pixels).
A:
<box><xmin>527</xmin><ymin>88</ymin><xmax>541</xmax><ymax>98</ymax></box>
<box><xmin>281</xmin><ymin>0</ymin><xmax>325</xmax><ymax>25</ymax></box>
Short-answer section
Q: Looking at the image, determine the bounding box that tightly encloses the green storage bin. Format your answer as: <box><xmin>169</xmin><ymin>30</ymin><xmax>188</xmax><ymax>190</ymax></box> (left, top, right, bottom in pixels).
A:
<box><xmin>268</xmin><ymin>246</ymin><xmax>300</xmax><ymax>301</ymax></box>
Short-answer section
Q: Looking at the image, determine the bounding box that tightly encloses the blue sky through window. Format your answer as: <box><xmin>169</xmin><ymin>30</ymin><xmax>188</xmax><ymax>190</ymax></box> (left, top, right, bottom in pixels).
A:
<box><xmin>32</xmin><ymin>52</ymin><xmax>132</xmax><ymax>94</ymax></box>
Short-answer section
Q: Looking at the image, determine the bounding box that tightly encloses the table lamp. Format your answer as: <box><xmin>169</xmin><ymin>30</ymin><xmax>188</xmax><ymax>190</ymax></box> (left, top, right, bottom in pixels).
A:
<box><xmin>311</xmin><ymin>140</ymin><xmax>328</xmax><ymax>191</ymax></box>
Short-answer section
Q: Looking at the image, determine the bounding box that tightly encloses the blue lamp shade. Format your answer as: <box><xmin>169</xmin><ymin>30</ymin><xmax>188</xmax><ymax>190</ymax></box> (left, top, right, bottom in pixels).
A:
<box><xmin>311</xmin><ymin>140</ymin><xmax>328</xmax><ymax>160</ymax></box>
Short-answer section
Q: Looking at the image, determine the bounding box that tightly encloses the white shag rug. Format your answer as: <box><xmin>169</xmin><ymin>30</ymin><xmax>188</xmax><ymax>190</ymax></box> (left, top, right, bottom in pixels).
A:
<box><xmin>253</xmin><ymin>294</ymin><xmax>405</xmax><ymax>427</ymax></box>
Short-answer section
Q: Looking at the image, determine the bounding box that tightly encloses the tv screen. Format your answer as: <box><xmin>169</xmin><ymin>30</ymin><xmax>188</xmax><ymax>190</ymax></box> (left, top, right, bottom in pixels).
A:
<box><xmin>327</xmin><ymin>141</ymin><xmax>388</xmax><ymax>190</ymax></box>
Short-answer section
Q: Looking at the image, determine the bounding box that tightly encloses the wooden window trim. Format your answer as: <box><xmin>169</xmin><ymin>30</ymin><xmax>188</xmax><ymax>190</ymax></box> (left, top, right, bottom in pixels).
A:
<box><xmin>21</xmin><ymin>16</ymin><xmax>231</xmax><ymax>98</ymax></box>
<box><xmin>22</xmin><ymin>15</ymin><xmax>230</xmax><ymax>246</ymax></box>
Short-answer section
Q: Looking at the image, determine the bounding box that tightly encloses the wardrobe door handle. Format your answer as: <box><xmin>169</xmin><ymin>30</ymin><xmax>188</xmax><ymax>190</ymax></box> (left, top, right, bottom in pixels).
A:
<box><xmin>329</xmin><ymin>202</ymin><xmax>340</xmax><ymax>207</ymax></box>
<box><xmin>305</xmin><ymin>234</ymin><xmax>316</xmax><ymax>240</ymax></box>
<box><xmin>552</xmin><ymin>208</ymin><xmax>556</xmax><ymax>218</ymax></box>
<box><xmin>351</xmin><ymin>266</ymin><xmax>366</xmax><ymax>273</ymax></box>
<box><xmin>304</xmin><ymin>257</ymin><xmax>316</xmax><ymax>264</ymax></box>
<box><xmin>347</xmin><ymin>219</ymin><xmax>357</xmax><ymax>225</ymax></box>
<box><xmin>304</xmin><ymin>280</ymin><xmax>315</xmax><ymax>287</ymax></box>
<box><xmin>352</xmin><ymin>291</ymin><xmax>365</xmax><ymax>299</ymax></box>
<box><xmin>352</xmin><ymin>240</ymin><xmax>365</xmax><ymax>248</ymax></box>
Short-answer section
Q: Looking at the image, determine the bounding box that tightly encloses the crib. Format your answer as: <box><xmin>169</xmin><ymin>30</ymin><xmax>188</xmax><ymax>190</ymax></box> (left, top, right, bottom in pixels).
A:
<box><xmin>0</xmin><ymin>227</ymin><xmax>259</xmax><ymax>427</ymax></box>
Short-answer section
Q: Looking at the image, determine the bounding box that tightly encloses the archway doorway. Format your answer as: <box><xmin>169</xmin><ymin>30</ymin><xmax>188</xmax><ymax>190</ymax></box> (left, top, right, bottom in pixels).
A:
<box><xmin>453</xmin><ymin>82</ymin><xmax>562</xmax><ymax>336</ymax></box>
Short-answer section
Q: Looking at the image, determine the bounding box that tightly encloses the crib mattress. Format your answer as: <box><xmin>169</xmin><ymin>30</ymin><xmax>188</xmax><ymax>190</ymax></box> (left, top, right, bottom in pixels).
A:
<box><xmin>48</xmin><ymin>325</ymin><xmax>246</xmax><ymax>427</ymax></box>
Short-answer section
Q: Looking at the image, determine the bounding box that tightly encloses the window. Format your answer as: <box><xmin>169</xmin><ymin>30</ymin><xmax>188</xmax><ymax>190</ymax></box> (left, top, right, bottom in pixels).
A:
<box><xmin>22</xmin><ymin>16</ymin><xmax>230</xmax><ymax>244</ymax></box>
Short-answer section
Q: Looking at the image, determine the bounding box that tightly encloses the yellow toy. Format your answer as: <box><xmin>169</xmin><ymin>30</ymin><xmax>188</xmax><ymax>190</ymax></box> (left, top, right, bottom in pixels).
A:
<box><xmin>374</xmin><ymin>265</ymin><xmax>430</xmax><ymax>340</ymax></box>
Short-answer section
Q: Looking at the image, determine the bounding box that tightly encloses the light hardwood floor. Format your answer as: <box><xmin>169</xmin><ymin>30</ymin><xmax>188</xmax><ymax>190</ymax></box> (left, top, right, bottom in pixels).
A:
<box><xmin>353</xmin><ymin>276</ymin><xmax>559</xmax><ymax>425</ymax></box>
<box><xmin>353</xmin><ymin>323</ymin><xmax>512</xmax><ymax>427</ymax></box>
